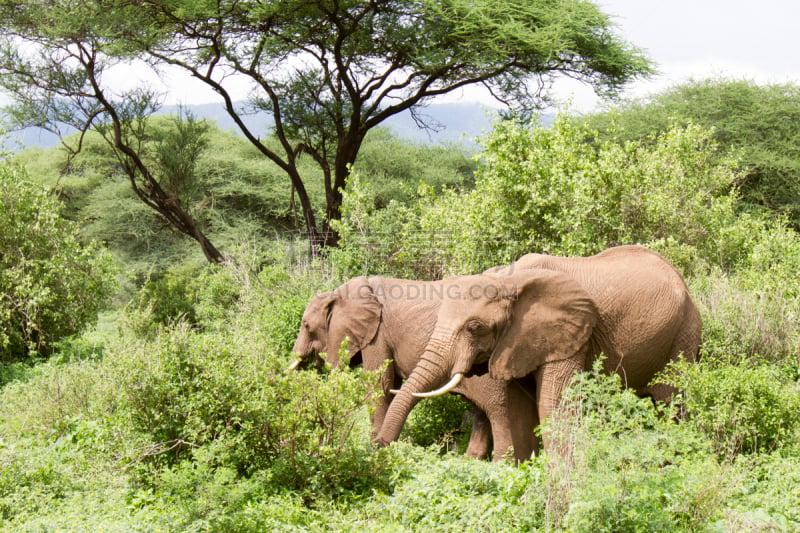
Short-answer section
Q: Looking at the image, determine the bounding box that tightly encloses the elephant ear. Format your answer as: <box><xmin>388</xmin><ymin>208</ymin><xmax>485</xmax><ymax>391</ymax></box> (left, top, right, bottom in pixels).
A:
<box><xmin>308</xmin><ymin>290</ymin><xmax>336</xmax><ymax>321</ymax></box>
<box><xmin>329</xmin><ymin>276</ymin><xmax>382</xmax><ymax>354</ymax></box>
<box><xmin>488</xmin><ymin>269</ymin><xmax>597</xmax><ymax>381</ymax></box>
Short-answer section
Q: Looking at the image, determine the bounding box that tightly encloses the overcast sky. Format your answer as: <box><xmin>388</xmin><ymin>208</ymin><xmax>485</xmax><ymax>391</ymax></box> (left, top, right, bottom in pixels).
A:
<box><xmin>552</xmin><ymin>0</ymin><xmax>800</xmax><ymax>111</ymax></box>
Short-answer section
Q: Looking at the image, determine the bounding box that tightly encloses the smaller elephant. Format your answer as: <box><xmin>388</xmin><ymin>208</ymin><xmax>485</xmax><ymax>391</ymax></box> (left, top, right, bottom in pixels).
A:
<box><xmin>376</xmin><ymin>245</ymin><xmax>702</xmax><ymax>451</ymax></box>
<box><xmin>291</xmin><ymin>276</ymin><xmax>537</xmax><ymax>462</ymax></box>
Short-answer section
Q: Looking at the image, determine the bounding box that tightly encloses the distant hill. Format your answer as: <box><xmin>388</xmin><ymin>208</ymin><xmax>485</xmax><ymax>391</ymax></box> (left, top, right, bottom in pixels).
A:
<box><xmin>2</xmin><ymin>102</ymin><xmax>554</xmax><ymax>152</ymax></box>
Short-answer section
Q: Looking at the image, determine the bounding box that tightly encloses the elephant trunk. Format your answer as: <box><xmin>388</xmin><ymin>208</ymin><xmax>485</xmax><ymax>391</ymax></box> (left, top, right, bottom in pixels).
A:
<box><xmin>374</xmin><ymin>329</ymin><xmax>454</xmax><ymax>446</ymax></box>
<box><xmin>289</xmin><ymin>334</ymin><xmax>310</xmax><ymax>370</ymax></box>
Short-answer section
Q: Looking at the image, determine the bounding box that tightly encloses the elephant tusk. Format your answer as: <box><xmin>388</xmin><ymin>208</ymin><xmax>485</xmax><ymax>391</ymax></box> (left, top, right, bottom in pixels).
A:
<box><xmin>389</xmin><ymin>388</ymin><xmax>401</xmax><ymax>395</ymax></box>
<box><xmin>410</xmin><ymin>373</ymin><xmax>464</xmax><ymax>398</ymax></box>
<box><xmin>288</xmin><ymin>359</ymin><xmax>303</xmax><ymax>371</ymax></box>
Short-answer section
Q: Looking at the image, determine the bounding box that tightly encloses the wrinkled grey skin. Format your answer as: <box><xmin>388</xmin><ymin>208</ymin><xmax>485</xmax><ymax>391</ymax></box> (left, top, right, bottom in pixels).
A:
<box><xmin>376</xmin><ymin>246</ymin><xmax>702</xmax><ymax>452</ymax></box>
<box><xmin>292</xmin><ymin>276</ymin><xmax>537</xmax><ymax>462</ymax></box>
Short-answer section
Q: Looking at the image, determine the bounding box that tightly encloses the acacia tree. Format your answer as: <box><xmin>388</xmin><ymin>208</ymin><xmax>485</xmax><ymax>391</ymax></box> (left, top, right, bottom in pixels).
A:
<box><xmin>0</xmin><ymin>9</ymin><xmax>225</xmax><ymax>262</ymax></box>
<box><xmin>0</xmin><ymin>0</ymin><xmax>651</xmax><ymax>254</ymax></box>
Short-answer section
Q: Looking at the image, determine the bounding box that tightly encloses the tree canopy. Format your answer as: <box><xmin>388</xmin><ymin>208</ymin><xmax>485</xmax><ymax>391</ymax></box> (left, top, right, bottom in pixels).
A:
<box><xmin>0</xmin><ymin>0</ymin><xmax>651</xmax><ymax>254</ymax></box>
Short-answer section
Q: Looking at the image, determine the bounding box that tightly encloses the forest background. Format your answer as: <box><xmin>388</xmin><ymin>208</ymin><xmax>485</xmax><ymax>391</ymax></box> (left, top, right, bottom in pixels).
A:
<box><xmin>1</xmin><ymin>1</ymin><xmax>800</xmax><ymax>530</ymax></box>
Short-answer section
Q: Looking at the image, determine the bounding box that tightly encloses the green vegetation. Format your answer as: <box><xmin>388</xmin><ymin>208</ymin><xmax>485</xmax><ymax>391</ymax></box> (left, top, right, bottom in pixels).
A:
<box><xmin>0</xmin><ymin>0</ymin><xmax>651</xmax><ymax>249</ymax></box>
<box><xmin>12</xmin><ymin>123</ymin><xmax>474</xmax><ymax>291</ymax></box>
<box><xmin>333</xmin><ymin>115</ymin><xmax>786</xmax><ymax>278</ymax></box>
<box><xmin>2</xmin><ymin>77</ymin><xmax>800</xmax><ymax>530</ymax></box>
<box><xmin>0</xmin><ymin>158</ymin><xmax>116</xmax><ymax>361</ymax></box>
<box><xmin>580</xmin><ymin>77</ymin><xmax>800</xmax><ymax>228</ymax></box>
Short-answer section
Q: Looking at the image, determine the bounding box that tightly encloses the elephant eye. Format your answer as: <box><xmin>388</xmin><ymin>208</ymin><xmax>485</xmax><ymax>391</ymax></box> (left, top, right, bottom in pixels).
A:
<box><xmin>466</xmin><ymin>320</ymin><xmax>490</xmax><ymax>335</ymax></box>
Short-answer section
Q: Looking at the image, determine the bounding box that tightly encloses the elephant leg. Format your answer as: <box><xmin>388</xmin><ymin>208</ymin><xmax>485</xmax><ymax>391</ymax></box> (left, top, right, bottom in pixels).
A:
<box><xmin>464</xmin><ymin>408</ymin><xmax>492</xmax><ymax>460</ymax></box>
<box><xmin>640</xmin><ymin>314</ymin><xmax>702</xmax><ymax>417</ymax></box>
<box><xmin>485</xmin><ymin>382</ymin><xmax>538</xmax><ymax>463</ymax></box>
<box><xmin>486</xmin><ymin>407</ymin><xmax>515</xmax><ymax>462</ymax></box>
<box><xmin>369</xmin><ymin>361</ymin><xmax>398</xmax><ymax>439</ymax></box>
<box><xmin>462</xmin><ymin>379</ymin><xmax>535</xmax><ymax>463</ymax></box>
<box><xmin>458</xmin><ymin>379</ymin><xmax>515</xmax><ymax>462</ymax></box>
<box><xmin>507</xmin><ymin>380</ymin><xmax>539</xmax><ymax>461</ymax></box>
<box><xmin>535</xmin><ymin>352</ymin><xmax>586</xmax><ymax>453</ymax></box>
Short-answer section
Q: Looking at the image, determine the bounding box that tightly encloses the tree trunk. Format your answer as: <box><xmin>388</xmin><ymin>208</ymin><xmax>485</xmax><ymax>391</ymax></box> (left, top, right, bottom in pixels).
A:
<box><xmin>289</xmin><ymin>182</ymin><xmax>298</xmax><ymax>228</ymax></box>
<box><xmin>316</xmin><ymin>131</ymin><xmax>364</xmax><ymax>250</ymax></box>
<box><xmin>321</xmin><ymin>210</ymin><xmax>340</xmax><ymax>248</ymax></box>
<box><xmin>289</xmin><ymin>171</ymin><xmax>322</xmax><ymax>257</ymax></box>
<box><xmin>192</xmin><ymin>223</ymin><xmax>225</xmax><ymax>263</ymax></box>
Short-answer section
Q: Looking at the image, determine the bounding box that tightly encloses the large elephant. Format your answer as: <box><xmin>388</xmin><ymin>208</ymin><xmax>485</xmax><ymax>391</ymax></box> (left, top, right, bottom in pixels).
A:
<box><xmin>375</xmin><ymin>245</ymin><xmax>702</xmax><ymax>450</ymax></box>
<box><xmin>290</xmin><ymin>276</ymin><xmax>537</xmax><ymax>462</ymax></box>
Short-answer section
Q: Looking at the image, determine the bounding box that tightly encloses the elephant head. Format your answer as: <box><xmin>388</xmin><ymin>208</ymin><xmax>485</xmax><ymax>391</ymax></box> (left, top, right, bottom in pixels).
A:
<box><xmin>376</xmin><ymin>268</ymin><xmax>597</xmax><ymax>446</ymax></box>
<box><xmin>291</xmin><ymin>277</ymin><xmax>381</xmax><ymax>369</ymax></box>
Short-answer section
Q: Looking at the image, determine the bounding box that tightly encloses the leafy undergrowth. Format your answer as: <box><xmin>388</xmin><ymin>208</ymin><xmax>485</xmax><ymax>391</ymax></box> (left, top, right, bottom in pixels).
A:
<box><xmin>2</xmin><ymin>349</ymin><xmax>799</xmax><ymax>532</ymax></box>
<box><xmin>2</xmin><ymin>423</ymin><xmax>799</xmax><ymax>531</ymax></box>
<box><xmin>1</xmin><ymin>240</ymin><xmax>798</xmax><ymax>531</ymax></box>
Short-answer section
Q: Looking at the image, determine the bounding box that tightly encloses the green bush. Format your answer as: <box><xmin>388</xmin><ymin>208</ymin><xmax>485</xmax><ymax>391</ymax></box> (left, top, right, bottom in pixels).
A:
<box><xmin>334</xmin><ymin>115</ymin><xmax>745</xmax><ymax>277</ymax></box>
<box><xmin>662</xmin><ymin>358</ymin><xmax>800</xmax><ymax>455</ymax></box>
<box><xmin>544</xmin><ymin>360</ymin><xmax>736</xmax><ymax>532</ymax></box>
<box><xmin>730</xmin><ymin>455</ymin><xmax>800</xmax><ymax>527</ymax></box>
<box><xmin>328</xmin><ymin>173</ymin><xmax>449</xmax><ymax>279</ymax></box>
<box><xmin>12</xmin><ymin>122</ymin><xmax>473</xmax><ymax>284</ymax></box>
<box><xmin>0</xmin><ymin>424</ymin><xmax>166</xmax><ymax>531</ymax></box>
<box><xmin>110</xmin><ymin>286</ymin><xmax>392</xmax><ymax>497</ymax></box>
<box><xmin>352</xmin><ymin>444</ymin><xmax>547</xmax><ymax>532</ymax></box>
<box><xmin>126</xmin><ymin>265</ymin><xmax>202</xmax><ymax>333</ymax></box>
<box><xmin>5</xmin><ymin>109</ymin><xmax>800</xmax><ymax>531</ymax></box>
<box><xmin>400</xmin><ymin>394</ymin><xmax>472</xmax><ymax>452</ymax></box>
<box><xmin>0</xmin><ymin>158</ymin><xmax>117</xmax><ymax>359</ymax></box>
<box><xmin>581</xmin><ymin>77</ymin><xmax>800</xmax><ymax>229</ymax></box>
<box><xmin>691</xmin><ymin>269</ymin><xmax>800</xmax><ymax>364</ymax></box>
<box><xmin>448</xmin><ymin>116</ymin><xmax>744</xmax><ymax>274</ymax></box>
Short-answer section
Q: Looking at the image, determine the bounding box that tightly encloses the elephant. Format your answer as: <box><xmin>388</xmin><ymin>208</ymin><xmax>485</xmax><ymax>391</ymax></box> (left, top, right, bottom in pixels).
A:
<box><xmin>375</xmin><ymin>245</ymin><xmax>702</xmax><ymax>451</ymax></box>
<box><xmin>290</xmin><ymin>276</ymin><xmax>537</xmax><ymax>462</ymax></box>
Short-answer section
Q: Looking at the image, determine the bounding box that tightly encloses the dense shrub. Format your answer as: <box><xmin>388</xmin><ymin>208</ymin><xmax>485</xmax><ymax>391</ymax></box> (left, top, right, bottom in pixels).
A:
<box><xmin>732</xmin><ymin>455</ymin><xmax>800</xmax><ymax>528</ymax></box>
<box><xmin>334</xmin><ymin>115</ymin><xmax>746</xmax><ymax>277</ymax></box>
<box><xmin>3</xmin><ymin>106</ymin><xmax>800</xmax><ymax>531</ymax></box>
<box><xmin>0</xmin><ymin>158</ymin><xmax>117</xmax><ymax>359</ymax></box>
<box><xmin>107</xmin><ymin>319</ymin><xmax>393</xmax><ymax>496</ymax></box>
<box><xmin>12</xmin><ymin>123</ymin><xmax>472</xmax><ymax>283</ymax></box>
<box><xmin>328</xmin><ymin>173</ymin><xmax>449</xmax><ymax>279</ymax></box>
<box><xmin>662</xmin><ymin>358</ymin><xmax>800</xmax><ymax>455</ymax></box>
<box><xmin>400</xmin><ymin>394</ymin><xmax>472</xmax><ymax>452</ymax></box>
<box><xmin>691</xmin><ymin>270</ymin><xmax>800</xmax><ymax>363</ymax></box>
<box><xmin>581</xmin><ymin>77</ymin><xmax>800</xmax><ymax>228</ymax></box>
<box><xmin>126</xmin><ymin>264</ymin><xmax>202</xmax><ymax>333</ymax></box>
<box><xmin>544</xmin><ymin>361</ymin><xmax>741</xmax><ymax>532</ymax></box>
<box><xmin>359</xmin><ymin>445</ymin><xmax>546</xmax><ymax>532</ymax></box>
